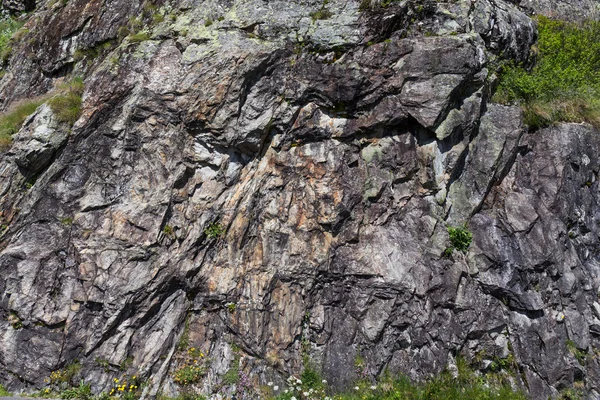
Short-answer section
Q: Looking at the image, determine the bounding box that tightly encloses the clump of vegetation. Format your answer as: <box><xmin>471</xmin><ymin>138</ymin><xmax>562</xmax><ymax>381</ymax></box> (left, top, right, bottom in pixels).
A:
<box><xmin>274</xmin><ymin>357</ymin><xmax>525</xmax><ymax>400</ymax></box>
<box><xmin>0</xmin><ymin>384</ymin><xmax>10</xmax><ymax>396</ymax></box>
<box><xmin>8</xmin><ymin>311</ymin><xmax>22</xmax><ymax>329</ymax></box>
<box><xmin>226</xmin><ymin>302</ymin><xmax>236</xmax><ymax>313</ymax></box>
<box><xmin>310</xmin><ymin>0</ymin><xmax>333</xmax><ymax>21</ymax></box>
<box><xmin>446</xmin><ymin>224</ymin><xmax>473</xmax><ymax>255</ymax></box>
<box><xmin>566</xmin><ymin>339</ymin><xmax>588</xmax><ymax>366</ymax></box>
<box><xmin>173</xmin><ymin>348</ymin><xmax>208</xmax><ymax>386</ymax></box>
<box><xmin>61</xmin><ymin>217</ymin><xmax>74</xmax><ymax>225</ymax></box>
<box><xmin>106</xmin><ymin>374</ymin><xmax>141</xmax><ymax>398</ymax></box>
<box><xmin>0</xmin><ymin>17</ymin><xmax>24</xmax><ymax>63</ymax></box>
<box><xmin>128</xmin><ymin>32</ymin><xmax>151</xmax><ymax>43</ymax></box>
<box><xmin>72</xmin><ymin>40</ymin><xmax>115</xmax><ymax>63</ymax></box>
<box><xmin>494</xmin><ymin>16</ymin><xmax>600</xmax><ymax>128</ymax></box>
<box><xmin>48</xmin><ymin>77</ymin><xmax>84</xmax><ymax>125</ymax></box>
<box><xmin>177</xmin><ymin>314</ymin><xmax>191</xmax><ymax>351</ymax></box>
<box><xmin>0</xmin><ymin>97</ymin><xmax>45</xmax><ymax>151</ymax></box>
<box><xmin>162</xmin><ymin>225</ymin><xmax>176</xmax><ymax>239</ymax></box>
<box><xmin>46</xmin><ymin>361</ymin><xmax>82</xmax><ymax>390</ymax></box>
<box><xmin>61</xmin><ymin>381</ymin><xmax>93</xmax><ymax>400</ymax></box>
<box><xmin>359</xmin><ymin>0</ymin><xmax>401</xmax><ymax>11</ymax></box>
<box><xmin>204</xmin><ymin>222</ymin><xmax>225</xmax><ymax>239</ymax></box>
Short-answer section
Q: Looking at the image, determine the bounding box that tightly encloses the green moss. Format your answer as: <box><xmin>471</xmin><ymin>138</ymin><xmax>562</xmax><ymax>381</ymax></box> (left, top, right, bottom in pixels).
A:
<box><xmin>128</xmin><ymin>32</ymin><xmax>151</xmax><ymax>43</ymax></box>
<box><xmin>494</xmin><ymin>16</ymin><xmax>600</xmax><ymax>128</ymax></box>
<box><xmin>0</xmin><ymin>384</ymin><xmax>10</xmax><ymax>396</ymax></box>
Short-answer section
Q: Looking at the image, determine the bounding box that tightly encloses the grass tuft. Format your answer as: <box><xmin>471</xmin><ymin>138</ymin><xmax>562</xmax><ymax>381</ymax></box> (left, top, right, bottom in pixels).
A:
<box><xmin>0</xmin><ymin>17</ymin><xmax>24</xmax><ymax>63</ymax></box>
<box><xmin>494</xmin><ymin>16</ymin><xmax>600</xmax><ymax>129</ymax></box>
<box><xmin>0</xmin><ymin>98</ymin><xmax>45</xmax><ymax>151</ymax></box>
<box><xmin>48</xmin><ymin>77</ymin><xmax>84</xmax><ymax>125</ymax></box>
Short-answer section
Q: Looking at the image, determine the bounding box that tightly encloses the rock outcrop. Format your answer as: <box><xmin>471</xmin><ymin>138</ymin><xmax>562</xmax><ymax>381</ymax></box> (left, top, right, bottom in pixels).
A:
<box><xmin>0</xmin><ymin>0</ymin><xmax>598</xmax><ymax>399</ymax></box>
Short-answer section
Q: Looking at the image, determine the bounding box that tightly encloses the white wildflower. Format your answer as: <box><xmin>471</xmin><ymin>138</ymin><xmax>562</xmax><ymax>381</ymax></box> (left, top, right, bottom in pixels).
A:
<box><xmin>354</xmin><ymin>386</ymin><xmax>360</xmax><ymax>390</ymax></box>
<box><xmin>273</xmin><ymin>385</ymin><xmax>279</xmax><ymax>391</ymax></box>
<box><xmin>267</xmin><ymin>382</ymin><xmax>273</xmax><ymax>387</ymax></box>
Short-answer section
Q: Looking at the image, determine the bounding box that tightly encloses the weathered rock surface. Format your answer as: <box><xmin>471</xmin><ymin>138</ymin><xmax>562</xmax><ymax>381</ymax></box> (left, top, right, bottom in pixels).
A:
<box><xmin>0</xmin><ymin>0</ymin><xmax>598</xmax><ymax>399</ymax></box>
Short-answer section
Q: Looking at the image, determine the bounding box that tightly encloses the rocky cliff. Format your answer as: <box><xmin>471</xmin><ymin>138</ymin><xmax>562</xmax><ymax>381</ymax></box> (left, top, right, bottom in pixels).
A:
<box><xmin>1</xmin><ymin>0</ymin><xmax>600</xmax><ymax>399</ymax></box>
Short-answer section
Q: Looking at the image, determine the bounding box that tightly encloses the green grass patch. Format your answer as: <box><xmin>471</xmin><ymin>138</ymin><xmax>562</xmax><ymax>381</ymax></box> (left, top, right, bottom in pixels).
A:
<box><xmin>0</xmin><ymin>384</ymin><xmax>10</xmax><ymax>396</ymax></box>
<box><xmin>274</xmin><ymin>358</ymin><xmax>526</xmax><ymax>400</ymax></box>
<box><xmin>0</xmin><ymin>17</ymin><xmax>24</xmax><ymax>63</ymax></box>
<box><xmin>494</xmin><ymin>16</ymin><xmax>600</xmax><ymax>128</ymax></box>
<box><xmin>128</xmin><ymin>32</ymin><xmax>151</xmax><ymax>43</ymax></box>
<box><xmin>0</xmin><ymin>98</ymin><xmax>45</xmax><ymax>151</ymax></box>
<box><xmin>48</xmin><ymin>77</ymin><xmax>84</xmax><ymax>125</ymax></box>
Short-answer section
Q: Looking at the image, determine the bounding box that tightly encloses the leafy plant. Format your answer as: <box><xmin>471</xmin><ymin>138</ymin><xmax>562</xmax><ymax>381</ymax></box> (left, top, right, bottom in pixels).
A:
<box><xmin>447</xmin><ymin>224</ymin><xmax>473</xmax><ymax>253</ymax></box>
<box><xmin>494</xmin><ymin>16</ymin><xmax>600</xmax><ymax>128</ymax></box>
<box><xmin>61</xmin><ymin>381</ymin><xmax>93</xmax><ymax>400</ymax></box>
<box><xmin>173</xmin><ymin>364</ymin><xmax>206</xmax><ymax>385</ymax></box>
<box><xmin>204</xmin><ymin>222</ymin><xmax>225</xmax><ymax>239</ymax></box>
<box><xmin>0</xmin><ymin>384</ymin><xmax>10</xmax><ymax>396</ymax></box>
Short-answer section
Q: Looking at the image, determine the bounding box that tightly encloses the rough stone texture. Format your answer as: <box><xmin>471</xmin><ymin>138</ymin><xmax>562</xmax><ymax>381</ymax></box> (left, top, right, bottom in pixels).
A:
<box><xmin>0</xmin><ymin>0</ymin><xmax>599</xmax><ymax>399</ymax></box>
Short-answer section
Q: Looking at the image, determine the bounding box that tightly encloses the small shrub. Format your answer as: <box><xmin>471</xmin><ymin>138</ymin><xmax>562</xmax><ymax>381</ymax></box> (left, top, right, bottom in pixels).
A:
<box><xmin>204</xmin><ymin>222</ymin><xmax>225</xmax><ymax>239</ymax></box>
<box><xmin>447</xmin><ymin>224</ymin><xmax>473</xmax><ymax>253</ymax></box>
<box><xmin>48</xmin><ymin>78</ymin><xmax>84</xmax><ymax>125</ymax></box>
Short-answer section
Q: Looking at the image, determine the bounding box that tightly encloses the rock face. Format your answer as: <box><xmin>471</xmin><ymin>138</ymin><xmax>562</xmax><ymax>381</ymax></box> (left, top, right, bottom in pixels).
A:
<box><xmin>0</xmin><ymin>0</ymin><xmax>598</xmax><ymax>399</ymax></box>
